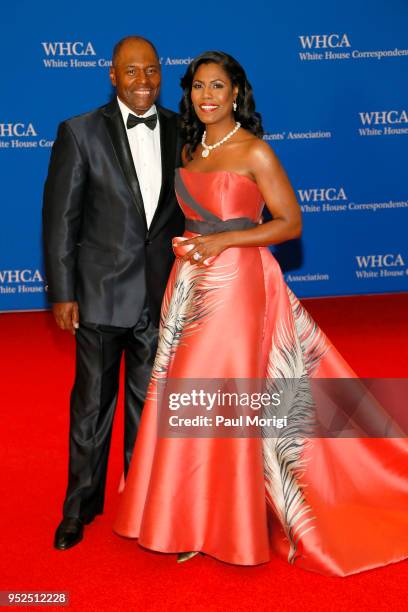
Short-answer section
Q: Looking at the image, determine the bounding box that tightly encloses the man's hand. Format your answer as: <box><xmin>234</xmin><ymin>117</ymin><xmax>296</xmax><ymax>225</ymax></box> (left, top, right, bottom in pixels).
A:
<box><xmin>52</xmin><ymin>302</ymin><xmax>79</xmax><ymax>335</ymax></box>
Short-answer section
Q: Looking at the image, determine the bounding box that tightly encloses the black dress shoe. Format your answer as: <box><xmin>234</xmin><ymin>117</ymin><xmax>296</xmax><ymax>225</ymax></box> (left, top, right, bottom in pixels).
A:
<box><xmin>54</xmin><ymin>518</ymin><xmax>84</xmax><ymax>550</ymax></box>
<box><xmin>82</xmin><ymin>514</ymin><xmax>96</xmax><ymax>525</ymax></box>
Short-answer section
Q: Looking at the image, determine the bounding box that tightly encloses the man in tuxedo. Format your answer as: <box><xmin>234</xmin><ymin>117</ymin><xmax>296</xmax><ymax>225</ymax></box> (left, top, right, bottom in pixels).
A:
<box><xmin>43</xmin><ymin>35</ymin><xmax>184</xmax><ymax>550</ymax></box>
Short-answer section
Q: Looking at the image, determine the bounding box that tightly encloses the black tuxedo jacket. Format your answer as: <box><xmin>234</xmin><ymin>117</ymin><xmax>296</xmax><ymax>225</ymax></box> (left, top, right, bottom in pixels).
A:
<box><xmin>43</xmin><ymin>99</ymin><xmax>184</xmax><ymax>327</ymax></box>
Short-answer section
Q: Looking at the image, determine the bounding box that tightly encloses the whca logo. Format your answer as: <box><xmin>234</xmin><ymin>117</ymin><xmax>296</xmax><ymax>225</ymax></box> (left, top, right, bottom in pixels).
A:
<box><xmin>0</xmin><ymin>123</ymin><xmax>37</xmax><ymax>137</ymax></box>
<box><xmin>298</xmin><ymin>34</ymin><xmax>351</xmax><ymax>49</ymax></box>
<box><xmin>0</xmin><ymin>269</ymin><xmax>44</xmax><ymax>283</ymax></box>
<box><xmin>359</xmin><ymin>110</ymin><xmax>408</xmax><ymax>126</ymax></box>
<box><xmin>297</xmin><ymin>187</ymin><xmax>347</xmax><ymax>203</ymax></box>
<box><xmin>41</xmin><ymin>42</ymin><xmax>96</xmax><ymax>56</ymax></box>
<box><xmin>356</xmin><ymin>254</ymin><xmax>405</xmax><ymax>269</ymax></box>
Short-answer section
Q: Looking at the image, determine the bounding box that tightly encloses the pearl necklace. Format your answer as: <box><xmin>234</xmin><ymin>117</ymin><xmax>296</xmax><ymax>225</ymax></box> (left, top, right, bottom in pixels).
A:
<box><xmin>201</xmin><ymin>121</ymin><xmax>241</xmax><ymax>158</ymax></box>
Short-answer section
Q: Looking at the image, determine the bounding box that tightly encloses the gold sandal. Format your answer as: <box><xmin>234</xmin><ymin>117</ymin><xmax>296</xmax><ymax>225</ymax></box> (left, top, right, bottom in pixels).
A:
<box><xmin>177</xmin><ymin>551</ymin><xmax>199</xmax><ymax>563</ymax></box>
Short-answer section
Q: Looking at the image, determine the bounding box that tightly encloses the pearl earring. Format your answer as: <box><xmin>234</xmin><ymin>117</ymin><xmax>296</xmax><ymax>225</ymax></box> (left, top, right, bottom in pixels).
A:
<box><xmin>233</xmin><ymin>100</ymin><xmax>237</xmax><ymax>112</ymax></box>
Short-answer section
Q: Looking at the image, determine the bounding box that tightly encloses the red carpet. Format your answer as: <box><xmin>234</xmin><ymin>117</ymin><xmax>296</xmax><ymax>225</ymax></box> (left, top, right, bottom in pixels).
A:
<box><xmin>0</xmin><ymin>293</ymin><xmax>407</xmax><ymax>611</ymax></box>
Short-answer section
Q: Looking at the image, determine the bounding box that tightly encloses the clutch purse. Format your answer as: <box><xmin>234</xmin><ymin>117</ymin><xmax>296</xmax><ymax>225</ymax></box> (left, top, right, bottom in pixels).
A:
<box><xmin>172</xmin><ymin>236</ymin><xmax>216</xmax><ymax>267</ymax></box>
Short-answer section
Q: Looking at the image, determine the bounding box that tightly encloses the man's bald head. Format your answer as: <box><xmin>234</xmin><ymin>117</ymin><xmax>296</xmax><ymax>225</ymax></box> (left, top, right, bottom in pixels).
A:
<box><xmin>112</xmin><ymin>36</ymin><xmax>159</xmax><ymax>67</ymax></box>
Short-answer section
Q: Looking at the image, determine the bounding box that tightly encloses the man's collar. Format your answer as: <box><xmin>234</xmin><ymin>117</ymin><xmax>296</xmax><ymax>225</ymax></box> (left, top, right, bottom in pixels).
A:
<box><xmin>117</xmin><ymin>97</ymin><xmax>157</xmax><ymax>124</ymax></box>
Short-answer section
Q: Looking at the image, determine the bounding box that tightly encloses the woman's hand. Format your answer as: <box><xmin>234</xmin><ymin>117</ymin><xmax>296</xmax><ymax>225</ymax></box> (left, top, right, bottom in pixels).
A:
<box><xmin>181</xmin><ymin>232</ymin><xmax>233</xmax><ymax>266</ymax></box>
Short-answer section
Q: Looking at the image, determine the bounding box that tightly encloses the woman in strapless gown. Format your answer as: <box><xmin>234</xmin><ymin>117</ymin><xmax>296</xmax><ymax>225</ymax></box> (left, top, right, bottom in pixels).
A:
<box><xmin>114</xmin><ymin>51</ymin><xmax>408</xmax><ymax>577</ymax></box>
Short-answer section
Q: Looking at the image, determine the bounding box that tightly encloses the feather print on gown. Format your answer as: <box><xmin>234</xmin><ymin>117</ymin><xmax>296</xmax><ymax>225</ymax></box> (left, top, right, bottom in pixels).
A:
<box><xmin>114</xmin><ymin>168</ymin><xmax>408</xmax><ymax>576</ymax></box>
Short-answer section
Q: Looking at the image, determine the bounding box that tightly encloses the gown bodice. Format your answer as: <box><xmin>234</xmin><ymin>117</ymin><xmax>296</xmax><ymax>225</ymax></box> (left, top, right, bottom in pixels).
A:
<box><xmin>175</xmin><ymin>168</ymin><xmax>264</xmax><ymax>224</ymax></box>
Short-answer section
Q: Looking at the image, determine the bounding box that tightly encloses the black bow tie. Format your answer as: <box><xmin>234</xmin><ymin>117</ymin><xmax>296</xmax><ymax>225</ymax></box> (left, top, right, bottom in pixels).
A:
<box><xmin>126</xmin><ymin>113</ymin><xmax>158</xmax><ymax>130</ymax></box>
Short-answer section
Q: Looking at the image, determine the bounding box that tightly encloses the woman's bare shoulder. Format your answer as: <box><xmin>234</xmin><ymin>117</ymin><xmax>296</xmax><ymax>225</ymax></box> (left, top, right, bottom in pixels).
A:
<box><xmin>238</xmin><ymin>135</ymin><xmax>280</xmax><ymax>176</ymax></box>
<box><xmin>209</xmin><ymin>129</ymin><xmax>279</xmax><ymax>180</ymax></box>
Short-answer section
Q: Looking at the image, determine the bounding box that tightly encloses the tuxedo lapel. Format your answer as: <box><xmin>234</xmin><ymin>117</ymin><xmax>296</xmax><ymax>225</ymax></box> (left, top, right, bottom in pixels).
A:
<box><xmin>149</xmin><ymin>107</ymin><xmax>177</xmax><ymax>233</ymax></box>
<box><xmin>102</xmin><ymin>99</ymin><xmax>147</xmax><ymax>230</ymax></box>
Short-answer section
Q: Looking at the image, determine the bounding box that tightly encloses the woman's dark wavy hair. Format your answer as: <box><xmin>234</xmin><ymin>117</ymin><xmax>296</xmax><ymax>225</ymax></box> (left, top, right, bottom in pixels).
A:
<box><xmin>180</xmin><ymin>51</ymin><xmax>264</xmax><ymax>159</ymax></box>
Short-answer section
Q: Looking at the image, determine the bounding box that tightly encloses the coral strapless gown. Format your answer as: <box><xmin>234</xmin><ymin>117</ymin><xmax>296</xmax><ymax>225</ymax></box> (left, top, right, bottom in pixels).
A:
<box><xmin>114</xmin><ymin>168</ymin><xmax>408</xmax><ymax>576</ymax></box>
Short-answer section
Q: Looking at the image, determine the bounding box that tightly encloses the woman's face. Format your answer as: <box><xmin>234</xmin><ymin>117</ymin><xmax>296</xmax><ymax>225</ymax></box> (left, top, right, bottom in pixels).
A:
<box><xmin>191</xmin><ymin>62</ymin><xmax>238</xmax><ymax>126</ymax></box>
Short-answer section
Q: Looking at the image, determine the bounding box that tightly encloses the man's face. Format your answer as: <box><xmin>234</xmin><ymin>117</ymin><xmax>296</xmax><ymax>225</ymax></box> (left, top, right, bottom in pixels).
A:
<box><xmin>110</xmin><ymin>40</ymin><xmax>161</xmax><ymax>115</ymax></box>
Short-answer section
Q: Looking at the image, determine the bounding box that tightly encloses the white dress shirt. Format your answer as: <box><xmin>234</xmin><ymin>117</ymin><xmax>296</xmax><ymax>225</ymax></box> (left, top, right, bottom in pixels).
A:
<box><xmin>117</xmin><ymin>97</ymin><xmax>162</xmax><ymax>228</ymax></box>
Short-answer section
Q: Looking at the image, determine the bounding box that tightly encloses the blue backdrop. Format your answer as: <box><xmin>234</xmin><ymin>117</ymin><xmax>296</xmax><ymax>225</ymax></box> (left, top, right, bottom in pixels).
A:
<box><xmin>1</xmin><ymin>0</ymin><xmax>407</xmax><ymax>312</ymax></box>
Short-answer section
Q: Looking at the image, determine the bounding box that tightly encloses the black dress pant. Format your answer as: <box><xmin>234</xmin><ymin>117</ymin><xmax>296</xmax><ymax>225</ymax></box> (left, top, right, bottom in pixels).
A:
<box><xmin>62</xmin><ymin>305</ymin><xmax>158</xmax><ymax>522</ymax></box>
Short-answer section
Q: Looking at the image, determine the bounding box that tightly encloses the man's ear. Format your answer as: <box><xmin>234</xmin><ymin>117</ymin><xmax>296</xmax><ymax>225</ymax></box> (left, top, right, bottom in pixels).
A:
<box><xmin>109</xmin><ymin>67</ymin><xmax>116</xmax><ymax>87</ymax></box>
